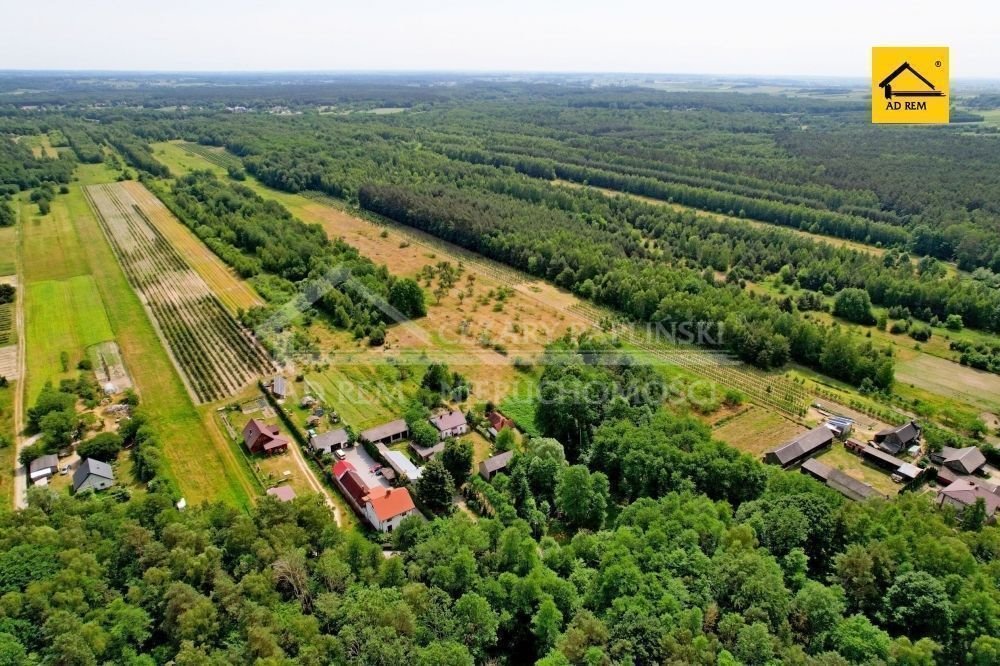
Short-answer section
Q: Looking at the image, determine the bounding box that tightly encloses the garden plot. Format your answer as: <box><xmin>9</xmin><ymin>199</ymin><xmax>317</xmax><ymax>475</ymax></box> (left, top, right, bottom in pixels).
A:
<box><xmin>85</xmin><ymin>183</ymin><xmax>275</xmax><ymax>403</ymax></box>
<box><xmin>87</xmin><ymin>341</ymin><xmax>133</xmax><ymax>393</ymax></box>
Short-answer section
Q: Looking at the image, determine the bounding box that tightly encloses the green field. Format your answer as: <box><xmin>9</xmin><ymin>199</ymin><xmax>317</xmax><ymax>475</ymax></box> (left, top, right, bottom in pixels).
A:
<box><xmin>24</xmin><ymin>276</ymin><xmax>114</xmax><ymax>402</ymax></box>
<box><xmin>0</xmin><ymin>383</ymin><xmax>14</xmax><ymax>508</ymax></box>
<box><xmin>0</xmin><ymin>226</ymin><xmax>15</xmax><ymax>276</ymax></box>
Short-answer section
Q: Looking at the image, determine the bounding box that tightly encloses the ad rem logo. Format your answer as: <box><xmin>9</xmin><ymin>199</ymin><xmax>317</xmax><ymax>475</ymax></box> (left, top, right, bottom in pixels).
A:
<box><xmin>871</xmin><ymin>47</ymin><xmax>949</xmax><ymax>124</ymax></box>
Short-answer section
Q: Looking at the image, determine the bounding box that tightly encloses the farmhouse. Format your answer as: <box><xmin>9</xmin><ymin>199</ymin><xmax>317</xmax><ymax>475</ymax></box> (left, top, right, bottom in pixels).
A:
<box><xmin>487</xmin><ymin>410</ymin><xmax>515</xmax><ymax>439</ymax></box>
<box><xmin>873</xmin><ymin>421</ymin><xmax>920</xmax><ymax>455</ymax></box>
<box><xmin>430</xmin><ymin>410</ymin><xmax>469</xmax><ymax>440</ymax></box>
<box><xmin>340</xmin><ymin>468</ymin><xmax>371</xmax><ymax>507</ymax></box>
<box><xmin>29</xmin><ymin>454</ymin><xmax>59</xmax><ymax>483</ymax></box>
<box><xmin>410</xmin><ymin>440</ymin><xmax>445</xmax><ymax>462</ymax></box>
<box><xmin>931</xmin><ymin>446</ymin><xmax>987</xmax><ymax>476</ymax></box>
<box><xmin>360</xmin><ymin>419</ymin><xmax>409</xmax><ymax>446</ymax></box>
<box><xmin>384</xmin><ymin>450</ymin><xmax>422</xmax><ymax>482</ymax></box>
<box><xmin>800</xmin><ymin>458</ymin><xmax>884</xmax><ymax>502</ymax></box>
<box><xmin>937</xmin><ymin>479</ymin><xmax>1000</xmax><ymax>522</ymax></box>
<box><xmin>479</xmin><ymin>450</ymin><xmax>515</xmax><ymax>480</ymax></box>
<box><xmin>72</xmin><ymin>458</ymin><xmax>115</xmax><ymax>494</ymax></box>
<box><xmin>266</xmin><ymin>486</ymin><xmax>296</xmax><ymax>502</ymax></box>
<box><xmin>310</xmin><ymin>428</ymin><xmax>349</xmax><ymax>455</ymax></box>
<box><xmin>242</xmin><ymin>419</ymin><xmax>290</xmax><ymax>455</ymax></box>
<box><xmin>363</xmin><ymin>487</ymin><xmax>418</xmax><ymax>532</ymax></box>
<box><xmin>269</xmin><ymin>376</ymin><xmax>288</xmax><ymax>399</ymax></box>
<box><xmin>764</xmin><ymin>426</ymin><xmax>835</xmax><ymax>467</ymax></box>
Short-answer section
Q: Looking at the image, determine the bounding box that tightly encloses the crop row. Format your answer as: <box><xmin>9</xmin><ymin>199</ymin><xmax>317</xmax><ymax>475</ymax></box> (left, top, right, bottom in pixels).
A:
<box><xmin>0</xmin><ymin>303</ymin><xmax>12</xmax><ymax>345</ymax></box>
<box><xmin>86</xmin><ymin>184</ymin><xmax>274</xmax><ymax>403</ymax></box>
<box><xmin>179</xmin><ymin>142</ymin><xmax>243</xmax><ymax>171</ymax></box>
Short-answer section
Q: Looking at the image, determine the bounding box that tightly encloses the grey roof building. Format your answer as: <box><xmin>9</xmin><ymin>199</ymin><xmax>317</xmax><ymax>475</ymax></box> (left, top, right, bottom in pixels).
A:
<box><xmin>73</xmin><ymin>458</ymin><xmax>115</xmax><ymax>494</ymax></box>
<box><xmin>764</xmin><ymin>426</ymin><xmax>835</xmax><ymax>467</ymax></box>
<box><xmin>360</xmin><ymin>419</ymin><xmax>409</xmax><ymax>445</ymax></box>
<box><xmin>873</xmin><ymin>421</ymin><xmax>920</xmax><ymax>455</ymax></box>
<box><xmin>479</xmin><ymin>450</ymin><xmax>515</xmax><ymax>480</ymax></box>
<box><xmin>29</xmin><ymin>454</ymin><xmax>59</xmax><ymax>482</ymax></box>
<box><xmin>932</xmin><ymin>446</ymin><xmax>987</xmax><ymax>476</ymax></box>
<box><xmin>800</xmin><ymin>458</ymin><xmax>884</xmax><ymax>502</ymax></box>
<box><xmin>310</xmin><ymin>428</ymin><xmax>350</xmax><ymax>455</ymax></box>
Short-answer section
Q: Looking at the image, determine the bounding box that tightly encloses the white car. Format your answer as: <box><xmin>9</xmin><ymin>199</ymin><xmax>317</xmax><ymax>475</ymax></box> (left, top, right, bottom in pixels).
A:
<box><xmin>334</xmin><ymin>449</ymin><xmax>346</xmax><ymax>461</ymax></box>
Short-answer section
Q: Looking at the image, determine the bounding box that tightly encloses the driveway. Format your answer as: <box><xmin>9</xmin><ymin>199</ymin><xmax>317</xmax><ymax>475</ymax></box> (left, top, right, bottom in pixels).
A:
<box><xmin>342</xmin><ymin>445</ymin><xmax>391</xmax><ymax>490</ymax></box>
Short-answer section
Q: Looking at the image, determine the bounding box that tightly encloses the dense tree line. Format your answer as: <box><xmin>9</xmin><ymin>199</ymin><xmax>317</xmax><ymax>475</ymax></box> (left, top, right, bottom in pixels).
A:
<box><xmin>0</xmin><ymin>135</ymin><xmax>74</xmax><ymax>193</ymax></box>
<box><xmin>162</xmin><ymin>172</ymin><xmax>425</xmax><ymax>343</ymax></box>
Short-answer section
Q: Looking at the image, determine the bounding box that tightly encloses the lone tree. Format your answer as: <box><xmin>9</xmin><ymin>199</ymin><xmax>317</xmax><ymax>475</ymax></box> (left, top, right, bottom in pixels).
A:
<box><xmin>833</xmin><ymin>288</ymin><xmax>876</xmax><ymax>326</ymax></box>
<box><xmin>0</xmin><ymin>283</ymin><xmax>15</xmax><ymax>304</ymax></box>
<box><xmin>441</xmin><ymin>438</ymin><xmax>473</xmax><ymax>487</ymax></box>
<box><xmin>416</xmin><ymin>457</ymin><xmax>455</xmax><ymax>515</ymax></box>
<box><xmin>77</xmin><ymin>432</ymin><xmax>124</xmax><ymax>463</ymax></box>
<box><xmin>388</xmin><ymin>278</ymin><xmax>426</xmax><ymax>319</ymax></box>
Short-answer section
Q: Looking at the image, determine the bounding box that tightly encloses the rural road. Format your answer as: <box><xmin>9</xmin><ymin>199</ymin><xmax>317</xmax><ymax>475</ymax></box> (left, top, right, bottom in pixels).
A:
<box><xmin>284</xmin><ymin>435</ymin><xmax>343</xmax><ymax>526</ymax></box>
<box><xmin>11</xmin><ymin>206</ymin><xmax>27</xmax><ymax>511</ymax></box>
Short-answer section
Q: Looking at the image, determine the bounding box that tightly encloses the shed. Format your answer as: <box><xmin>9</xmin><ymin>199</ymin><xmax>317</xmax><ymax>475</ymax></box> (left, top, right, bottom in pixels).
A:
<box><xmin>266</xmin><ymin>486</ymin><xmax>297</xmax><ymax>502</ymax></box>
<box><xmin>931</xmin><ymin>446</ymin><xmax>987</xmax><ymax>476</ymax></box>
<box><xmin>479</xmin><ymin>450</ymin><xmax>515</xmax><ymax>480</ymax></box>
<box><xmin>873</xmin><ymin>421</ymin><xmax>920</xmax><ymax>455</ymax></box>
<box><xmin>311</xmin><ymin>428</ymin><xmax>350</xmax><ymax>455</ymax></box>
<box><xmin>764</xmin><ymin>426</ymin><xmax>835</xmax><ymax>467</ymax></box>
<box><xmin>360</xmin><ymin>419</ymin><xmax>409</xmax><ymax>446</ymax></box>
<box><xmin>29</xmin><ymin>454</ymin><xmax>59</xmax><ymax>482</ymax></box>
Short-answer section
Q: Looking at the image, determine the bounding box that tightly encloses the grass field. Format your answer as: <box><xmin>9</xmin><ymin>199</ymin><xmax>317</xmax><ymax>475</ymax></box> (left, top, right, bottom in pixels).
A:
<box><xmin>23</xmin><ymin>276</ymin><xmax>114</xmax><ymax>402</ymax></box>
<box><xmin>0</xmin><ymin>383</ymin><xmax>15</xmax><ymax>507</ymax></box>
<box><xmin>24</xmin><ymin>181</ymin><xmax>258</xmax><ymax>508</ymax></box>
<box><xmin>0</xmin><ymin>227</ymin><xmax>15</xmax><ymax>276</ymax></box>
<box><xmin>712</xmin><ymin>405</ymin><xmax>805</xmax><ymax>457</ymax></box>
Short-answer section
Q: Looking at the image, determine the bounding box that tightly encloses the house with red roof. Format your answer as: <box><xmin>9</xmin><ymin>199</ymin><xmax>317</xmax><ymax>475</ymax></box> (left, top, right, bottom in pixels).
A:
<box><xmin>364</xmin><ymin>487</ymin><xmax>418</xmax><ymax>532</ymax></box>
<box><xmin>242</xmin><ymin>419</ymin><xmax>289</xmax><ymax>455</ymax></box>
<box><xmin>487</xmin><ymin>410</ymin><xmax>515</xmax><ymax>439</ymax></box>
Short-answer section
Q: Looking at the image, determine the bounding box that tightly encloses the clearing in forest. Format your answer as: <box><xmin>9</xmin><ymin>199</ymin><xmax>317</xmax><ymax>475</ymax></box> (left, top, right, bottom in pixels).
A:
<box><xmin>712</xmin><ymin>406</ymin><xmax>806</xmax><ymax>457</ymax></box>
<box><xmin>85</xmin><ymin>182</ymin><xmax>274</xmax><ymax>404</ymax></box>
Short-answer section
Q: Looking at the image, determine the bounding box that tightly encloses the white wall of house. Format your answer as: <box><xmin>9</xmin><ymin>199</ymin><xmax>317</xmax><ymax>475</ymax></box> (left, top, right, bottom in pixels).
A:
<box><xmin>364</xmin><ymin>504</ymin><xmax>417</xmax><ymax>532</ymax></box>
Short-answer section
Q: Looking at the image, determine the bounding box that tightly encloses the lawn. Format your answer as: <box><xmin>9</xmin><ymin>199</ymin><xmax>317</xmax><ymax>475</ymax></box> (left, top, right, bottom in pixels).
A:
<box><xmin>813</xmin><ymin>444</ymin><xmax>900</xmax><ymax>497</ymax></box>
<box><xmin>63</xmin><ymin>181</ymin><xmax>258</xmax><ymax>508</ymax></box>
<box><xmin>20</xmin><ymin>192</ymin><xmax>89</xmax><ymax>283</ymax></box>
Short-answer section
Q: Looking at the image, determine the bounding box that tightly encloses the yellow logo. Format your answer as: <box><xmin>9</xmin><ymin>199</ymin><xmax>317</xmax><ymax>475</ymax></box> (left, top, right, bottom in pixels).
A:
<box><xmin>872</xmin><ymin>46</ymin><xmax>949</xmax><ymax>124</ymax></box>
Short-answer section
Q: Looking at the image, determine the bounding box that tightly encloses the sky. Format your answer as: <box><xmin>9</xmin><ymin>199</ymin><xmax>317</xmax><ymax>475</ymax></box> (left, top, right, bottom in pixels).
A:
<box><xmin>4</xmin><ymin>0</ymin><xmax>999</xmax><ymax>78</ymax></box>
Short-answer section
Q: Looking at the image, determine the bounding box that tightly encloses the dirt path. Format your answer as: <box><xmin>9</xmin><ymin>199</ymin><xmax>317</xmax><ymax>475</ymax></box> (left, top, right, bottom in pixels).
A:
<box><xmin>285</xmin><ymin>438</ymin><xmax>342</xmax><ymax>526</ymax></box>
<box><xmin>12</xmin><ymin>205</ymin><xmax>28</xmax><ymax>510</ymax></box>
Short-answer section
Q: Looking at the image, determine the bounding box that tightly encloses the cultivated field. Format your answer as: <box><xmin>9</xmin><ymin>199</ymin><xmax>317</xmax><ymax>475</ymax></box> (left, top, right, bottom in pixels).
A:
<box><xmin>85</xmin><ymin>183</ymin><xmax>274</xmax><ymax>403</ymax></box>
<box><xmin>121</xmin><ymin>182</ymin><xmax>263</xmax><ymax>313</ymax></box>
<box><xmin>896</xmin><ymin>353</ymin><xmax>1000</xmax><ymax>414</ymax></box>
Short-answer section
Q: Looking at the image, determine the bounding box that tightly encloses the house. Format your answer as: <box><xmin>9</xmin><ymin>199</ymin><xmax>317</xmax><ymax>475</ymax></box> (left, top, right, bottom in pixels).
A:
<box><xmin>384</xmin><ymin>450</ymin><xmax>422</xmax><ymax>482</ymax></box>
<box><xmin>72</xmin><ymin>458</ymin><xmax>115</xmax><ymax>494</ymax></box>
<box><xmin>800</xmin><ymin>458</ymin><xmax>884</xmax><ymax>502</ymax></box>
<box><xmin>242</xmin><ymin>419</ymin><xmax>290</xmax><ymax>455</ymax></box>
<box><xmin>364</xmin><ymin>487</ymin><xmax>418</xmax><ymax>532</ymax></box>
<box><xmin>764</xmin><ymin>426</ymin><xmax>835</xmax><ymax>467</ymax></box>
<box><xmin>430</xmin><ymin>410</ymin><xmax>468</xmax><ymax>440</ymax></box>
<box><xmin>360</xmin><ymin>419</ymin><xmax>409</xmax><ymax>446</ymax></box>
<box><xmin>487</xmin><ymin>411</ymin><xmax>515</xmax><ymax>439</ymax></box>
<box><xmin>873</xmin><ymin>421</ymin><xmax>920</xmax><ymax>455</ymax></box>
<box><xmin>937</xmin><ymin>479</ymin><xmax>1000</xmax><ymax>522</ymax></box>
<box><xmin>410</xmin><ymin>441</ymin><xmax>445</xmax><ymax>462</ymax></box>
<box><xmin>479</xmin><ymin>450</ymin><xmax>515</xmax><ymax>480</ymax></box>
<box><xmin>29</xmin><ymin>454</ymin><xmax>59</xmax><ymax>483</ymax></box>
<box><xmin>266</xmin><ymin>486</ymin><xmax>296</xmax><ymax>502</ymax></box>
<box><xmin>931</xmin><ymin>446</ymin><xmax>987</xmax><ymax>476</ymax></box>
<box><xmin>269</xmin><ymin>376</ymin><xmax>288</xmax><ymax>399</ymax></box>
<box><xmin>310</xmin><ymin>428</ymin><xmax>350</xmax><ymax>455</ymax></box>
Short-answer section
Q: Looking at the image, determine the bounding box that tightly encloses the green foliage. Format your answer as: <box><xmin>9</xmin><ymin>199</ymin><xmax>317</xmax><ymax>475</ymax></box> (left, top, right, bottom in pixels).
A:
<box><xmin>833</xmin><ymin>287</ymin><xmax>877</xmax><ymax>325</ymax></box>
<box><xmin>416</xmin><ymin>457</ymin><xmax>456</xmax><ymax>514</ymax></box>
<box><xmin>388</xmin><ymin>278</ymin><xmax>427</xmax><ymax>319</ymax></box>
<box><xmin>77</xmin><ymin>431</ymin><xmax>123</xmax><ymax>462</ymax></box>
<box><xmin>441</xmin><ymin>438</ymin><xmax>474</xmax><ymax>487</ymax></box>
<box><xmin>555</xmin><ymin>465</ymin><xmax>609</xmax><ymax>531</ymax></box>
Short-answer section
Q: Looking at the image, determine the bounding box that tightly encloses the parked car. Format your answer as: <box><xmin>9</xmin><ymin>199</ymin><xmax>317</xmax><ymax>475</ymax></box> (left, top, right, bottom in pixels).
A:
<box><xmin>334</xmin><ymin>449</ymin><xmax>346</xmax><ymax>461</ymax></box>
<box><xmin>370</xmin><ymin>463</ymin><xmax>383</xmax><ymax>474</ymax></box>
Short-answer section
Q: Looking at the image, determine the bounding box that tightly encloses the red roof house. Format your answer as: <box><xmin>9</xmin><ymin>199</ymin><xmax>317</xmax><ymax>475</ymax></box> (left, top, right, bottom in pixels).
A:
<box><xmin>364</xmin><ymin>487</ymin><xmax>418</xmax><ymax>532</ymax></box>
<box><xmin>339</xmin><ymin>469</ymin><xmax>370</xmax><ymax>506</ymax></box>
<box><xmin>242</xmin><ymin>419</ymin><xmax>290</xmax><ymax>455</ymax></box>
<box><xmin>332</xmin><ymin>459</ymin><xmax>355</xmax><ymax>480</ymax></box>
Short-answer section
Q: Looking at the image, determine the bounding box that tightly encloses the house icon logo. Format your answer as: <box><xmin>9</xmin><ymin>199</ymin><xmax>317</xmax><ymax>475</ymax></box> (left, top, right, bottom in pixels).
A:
<box><xmin>872</xmin><ymin>47</ymin><xmax>949</xmax><ymax>124</ymax></box>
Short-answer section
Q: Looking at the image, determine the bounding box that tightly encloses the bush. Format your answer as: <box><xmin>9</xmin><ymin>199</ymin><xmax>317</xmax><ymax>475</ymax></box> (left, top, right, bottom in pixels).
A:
<box><xmin>77</xmin><ymin>432</ymin><xmax>123</xmax><ymax>462</ymax></box>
